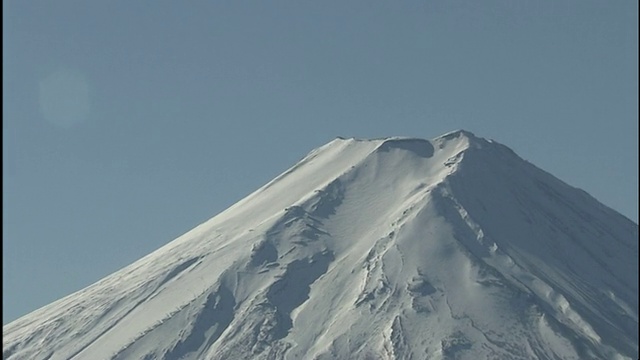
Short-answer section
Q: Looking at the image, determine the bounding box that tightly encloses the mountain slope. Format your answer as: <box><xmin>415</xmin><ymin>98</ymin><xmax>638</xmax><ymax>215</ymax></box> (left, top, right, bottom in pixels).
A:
<box><xmin>3</xmin><ymin>130</ymin><xmax>638</xmax><ymax>360</ymax></box>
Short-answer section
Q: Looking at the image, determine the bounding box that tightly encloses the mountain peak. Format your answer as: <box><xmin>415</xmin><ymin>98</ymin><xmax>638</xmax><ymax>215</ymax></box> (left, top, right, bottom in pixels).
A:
<box><xmin>332</xmin><ymin>130</ymin><xmax>485</xmax><ymax>152</ymax></box>
<box><xmin>436</xmin><ymin>129</ymin><xmax>478</xmax><ymax>140</ymax></box>
<box><xmin>335</xmin><ymin>130</ymin><xmax>479</xmax><ymax>143</ymax></box>
<box><xmin>432</xmin><ymin>129</ymin><xmax>491</xmax><ymax>149</ymax></box>
<box><xmin>3</xmin><ymin>130</ymin><xmax>638</xmax><ymax>360</ymax></box>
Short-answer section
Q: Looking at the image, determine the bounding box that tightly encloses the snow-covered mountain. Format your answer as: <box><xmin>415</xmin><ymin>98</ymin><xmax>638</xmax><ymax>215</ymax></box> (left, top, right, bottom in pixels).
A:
<box><xmin>3</xmin><ymin>130</ymin><xmax>638</xmax><ymax>360</ymax></box>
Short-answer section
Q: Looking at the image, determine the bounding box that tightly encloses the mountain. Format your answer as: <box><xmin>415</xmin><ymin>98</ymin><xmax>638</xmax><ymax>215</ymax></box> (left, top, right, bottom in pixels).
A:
<box><xmin>3</xmin><ymin>130</ymin><xmax>638</xmax><ymax>360</ymax></box>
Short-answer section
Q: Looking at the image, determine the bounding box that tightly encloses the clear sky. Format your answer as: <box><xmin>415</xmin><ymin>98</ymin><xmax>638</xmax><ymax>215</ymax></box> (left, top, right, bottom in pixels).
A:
<box><xmin>3</xmin><ymin>1</ymin><xmax>637</xmax><ymax>324</ymax></box>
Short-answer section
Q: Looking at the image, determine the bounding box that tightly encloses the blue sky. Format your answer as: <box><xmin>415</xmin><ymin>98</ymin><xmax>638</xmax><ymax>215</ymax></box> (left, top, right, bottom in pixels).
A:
<box><xmin>3</xmin><ymin>1</ymin><xmax>637</xmax><ymax>323</ymax></box>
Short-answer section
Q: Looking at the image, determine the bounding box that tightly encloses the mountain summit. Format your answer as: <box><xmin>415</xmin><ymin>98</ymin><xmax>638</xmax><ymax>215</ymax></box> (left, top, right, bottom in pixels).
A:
<box><xmin>3</xmin><ymin>131</ymin><xmax>638</xmax><ymax>360</ymax></box>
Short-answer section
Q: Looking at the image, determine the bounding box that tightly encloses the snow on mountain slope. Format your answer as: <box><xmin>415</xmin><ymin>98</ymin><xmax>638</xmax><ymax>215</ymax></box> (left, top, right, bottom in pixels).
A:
<box><xmin>3</xmin><ymin>130</ymin><xmax>638</xmax><ymax>360</ymax></box>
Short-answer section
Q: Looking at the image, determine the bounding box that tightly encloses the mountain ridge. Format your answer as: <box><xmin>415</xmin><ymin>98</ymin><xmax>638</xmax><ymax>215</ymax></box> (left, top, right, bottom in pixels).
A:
<box><xmin>4</xmin><ymin>130</ymin><xmax>638</xmax><ymax>360</ymax></box>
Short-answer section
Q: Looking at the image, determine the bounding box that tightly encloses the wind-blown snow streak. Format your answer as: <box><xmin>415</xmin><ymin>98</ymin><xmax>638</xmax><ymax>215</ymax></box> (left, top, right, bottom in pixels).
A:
<box><xmin>3</xmin><ymin>130</ymin><xmax>638</xmax><ymax>360</ymax></box>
